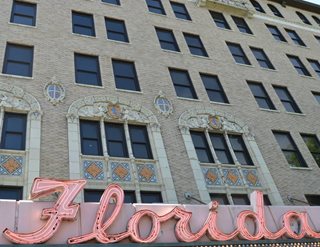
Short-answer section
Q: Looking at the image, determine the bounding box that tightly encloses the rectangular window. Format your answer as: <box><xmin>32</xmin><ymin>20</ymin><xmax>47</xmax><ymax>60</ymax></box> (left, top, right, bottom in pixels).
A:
<box><xmin>183</xmin><ymin>33</ymin><xmax>208</xmax><ymax>57</ymax></box>
<box><xmin>72</xmin><ymin>11</ymin><xmax>95</xmax><ymax>37</ymax></box>
<box><xmin>273</xmin><ymin>131</ymin><xmax>306</xmax><ymax>168</ymax></box>
<box><xmin>129</xmin><ymin>125</ymin><xmax>153</xmax><ymax>159</ymax></box>
<box><xmin>305</xmin><ymin>195</ymin><xmax>320</xmax><ymax>206</ymax></box>
<box><xmin>285</xmin><ymin>29</ymin><xmax>306</xmax><ymax>46</ymax></box>
<box><xmin>247</xmin><ymin>81</ymin><xmax>275</xmax><ymax>110</ymax></box>
<box><xmin>141</xmin><ymin>191</ymin><xmax>163</xmax><ymax>203</ymax></box>
<box><xmin>124</xmin><ymin>191</ymin><xmax>137</xmax><ymax>203</ymax></box>
<box><xmin>228</xmin><ymin>135</ymin><xmax>253</xmax><ymax>166</ymax></box>
<box><xmin>102</xmin><ymin>0</ymin><xmax>120</xmax><ymax>5</ymax></box>
<box><xmin>232</xmin><ymin>194</ymin><xmax>250</xmax><ymax>205</ymax></box>
<box><xmin>287</xmin><ymin>55</ymin><xmax>311</xmax><ymax>76</ymax></box>
<box><xmin>266</xmin><ymin>24</ymin><xmax>286</xmax><ymax>42</ymax></box>
<box><xmin>1</xmin><ymin>113</ymin><xmax>27</xmax><ymax>151</ymax></box>
<box><xmin>170</xmin><ymin>1</ymin><xmax>191</xmax><ymax>21</ymax></box>
<box><xmin>112</xmin><ymin>59</ymin><xmax>140</xmax><ymax>91</ymax></box>
<box><xmin>308</xmin><ymin>59</ymin><xmax>320</xmax><ymax>78</ymax></box>
<box><xmin>80</xmin><ymin>120</ymin><xmax>103</xmax><ymax>156</ymax></box>
<box><xmin>232</xmin><ymin>16</ymin><xmax>252</xmax><ymax>34</ymax></box>
<box><xmin>301</xmin><ymin>134</ymin><xmax>320</xmax><ymax>167</ymax></box>
<box><xmin>169</xmin><ymin>68</ymin><xmax>197</xmax><ymax>99</ymax></box>
<box><xmin>74</xmin><ymin>53</ymin><xmax>101</xmax><ymax>86</ymax></box>
<box><xmin>105</xmin><ymin>17</ymin><xmax>129</xmax><ymax>42</ymax></box>
<box><xmin>155</xmin><ymin>27</ymin><xmax>180</xmax><ymax>52</ymax></box>
<box><xmin>312</xmin><ymin>91</ymin><xmax>320</xmax><ymax>104</ymax></box>
<box><xmin>200</xmin><ymin>73</ymin><xmax>228</xmax><ymax>103</ymax></box>
<box><xmin>250</xmin><ymin>47</ymin><xmax>275</xmax><ymax>70</ymax></box>
<box><xmin>210</xmin><ymin>194</ymin><xmax>229</xmax><ymax>205</ymax></box>
<box><xmin>273</xmin><ymin>86</ymin><xmax>301</xmax><ymax>113</ymax></box>
<box><xmin>0</xmin><ymin>186</ymin><xmax>22</xmax><ymax>200</ymax></box>
<box><xmin>209</xmin><ymin>133</ymin><xmax>233</xmax><ymax>164</ymax></box>
<box><xmin>210</xmin><ymin>11</ymin><xmax>230</xmax><ymax>29</ymax></box>
<box><xmin>105</xmin><ymin>123</ymin><xmax>128</xmax><ymax>158</ymax></box>
<box><xmin>146</xmin><ymin>0</ymin><xmax>166</xmax><ymax>15</ymax></box>
<box><xmin>2</xmin><ymin>43</ymin><xmax>34</xmax><ymax>77</ymax></box>
<box><xmin>226</xmin><ymin>42</ymin><xmax>251</xmax><ymax>65</ymax></box>
<box><xmin>11</xmin><ymin>1</ymin><xmax>37</xmax><ymax>26</ymax></box>
<box><xmin>190</xmin><ymin>131</ymin><xmax>214</xmax><ymax>163</ymax></box>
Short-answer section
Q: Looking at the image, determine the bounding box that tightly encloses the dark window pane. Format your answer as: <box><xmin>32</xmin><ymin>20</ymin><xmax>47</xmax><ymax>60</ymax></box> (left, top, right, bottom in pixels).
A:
<box><xmin>112</xmin><ymin>60</ymin><xmax>140</xmax><ymax>91</ymax></box>
<box><xmin>305</xmin><ymin>195</ymin><xmax>320</xmax><ymax>206</ymax></box>
<box><xmin>313</xmin><ymin>16</ymin><xmax>320</xmax><ymax>26</ymax></box>
<box><xmin>80</xmin><ymin>120</ymin><xmax>102</xmax><ymax>156</ymax></box>
<box><xmin>285</xmin><ymin>29</ymin><xmax>306</xmax><ymax>46</ymax></box>
<box><xmin>210</xmin><ymin>11</ymin><xmax>230</xmax><ymax>29</ymax></box>
<box><xmin>308</xmin><ymin>59</ymin><xmax>320</xmax><ymax>78</ymax></box>
<box><xmin>287</xmin><ymin>55</ymin><xmax>310</xmax><ymax>76</ymax></box>
<box><xmin>124</xmin><ymin>191</ymin><xmax>137</xmax><ymax>203</ymax></box>
<box><xmin>0</xmin><ymin>186</ymin><xmax>22</xmax><ymax>200</ymax></box>
<box><xmin>1</xmin><ymin>113</ymin><xmax>27</xmax><ymax>150</ymax></box>
<box><xmin>170</xmin><ymin>1</ymin><xmax>191</xmax><ymax>20</ymax></box>
<box><xmin>266</xmin><ymin>24</ymin><xmax>286</xmax><ymax>42</ymax></box>
<box><xmin>296</xmin><ymin>11</ymin><xmax>311</xmax><ymax>25</ymax></box>
<box><xmin>226</xmin><ymin>42</ymin><xmax>251</xmax><ymax>65</ymax></box>
<box><xmin>268</xmin><ymin>4</ymin><xmax>283</xmax><ymax>18</ymax></box>
<box><xmin>248</xmin><ymin>81</ymin><xmax>275</xmax><ymax>110</ymax></box>
<box><xmin>74</xmin><ymin>53</ymin><xmax>101</xmax><ymax>86</ymax></box>
<box><xmin>229</xmin><ymin>135</ymin><xmax>253</xmax><ymax>165</ymax></box>
<box><xmin>84</xmin><ymin>189</ymin><xmax>103</xmax><ymax>202</ymax></box>
<box><xmin>184</xmin><ymin>33</ymin><xmax>208</xmax><ymax>57</ymax></box>
<box><xmin>129</xmin><ymin>125</ymin><xmax>152</xmax><ymax>159</ymax></box>
<box><xmin>102</xmin><ymin>0</ymin><xmax>120</xmax><ymax>5</ymax></box>
<box><xmin>141</xmin><ymin>191</ymin><xmax>163</xmax><ymax>203</ymax></box>
<box><xmin>105</xmin><ymin>123</ymin><xmax>128</xmax><ymax>158</ymax></box>
<box><xmin>251</xmin><ymin>47</ymin><xmax>275</xmax><ymax>69</ymax></box>
<box><xmin>169</xmin><ymin>69</ymin><xmax>197</xmax><ymax>99</ymax></box>
<box><xmin>273</xmin><ymin>86</ymin><xmax>301</xmax><ymax>113</ymax></box>
<box><xmin>11</xmin><ymin>1</ymin><xmax>37</xmax><ymax>26</ymax></box>
<box><xmin>301</xmin><ymin>134</ymin><xmax>320</xmax><ymax>167</ymax></box>
<box><xmin>72</xmin><ymin>11</ymin><xmax>95</xmax><ymax>36</ymax></box>
<box><xmin>156</xmin><ymin>28</ymin><xmax>180</xmax><ymax>52</ymax></box>
<box><xmin>210</xmin><ymin>194</ymin><xmax>229</xmax><ymax>205</ymax></box>
<box><xmin>190</xmin><ymin>131</ymin><xmax>213</xmax><ymax>163</ymax></box>
<box><xmin>232</xmin><ymin>16</ymin><xmax>252</xmax><ymax>34</ymax></box>
<box><xmin>264</xmin><ymin>195</ymin><xmax>272</xmax><ymax>205</ymax></box>
<box><xmin>313</xmin><ymin>92</ymin><xmax>320</xmax><ymax>104</ymax></box>
<box><xmin>250</xmin><ymin>0</ymin><xmax>265</xmax><ymax>13</ymax></box>
<box><xmin>146</xmin><ymin>0</ymin><xmax>166</xmax><ymax>15</ymax></box>
<box><xmin>232</xmin><ymin>194</ymin><xmax>250</xmax><ymax>205</ymax></box>
<box><xmin>105</xmin><ymin>17</ymin><xmax>129</xmax><ymax>42</ymax></box>
<box><xmin>210</xmin><ymin>133</ymin><xmax>233</xmax><ymax>164</ymax></box>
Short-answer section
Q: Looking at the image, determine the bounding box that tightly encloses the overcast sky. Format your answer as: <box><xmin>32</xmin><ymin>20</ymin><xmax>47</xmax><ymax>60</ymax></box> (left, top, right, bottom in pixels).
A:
<box><xmin>305</xmin><ymin>0</ymin><xmax>320</xmax><ymax>4</ymax></box>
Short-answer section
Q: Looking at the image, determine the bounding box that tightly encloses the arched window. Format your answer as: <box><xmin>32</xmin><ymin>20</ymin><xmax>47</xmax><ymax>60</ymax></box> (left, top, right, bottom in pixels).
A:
<box><xmin>67</xmin><ymin>95</ymin><xmax>177</xmax><ymax>203</ymax></box>
<box><xmin>267</xmin><ymin>4</ymin><xmax>283</xmax><ymax>18</ymax></box>
<box><xmin>312</xmin><ymin>15</ymin><xmax>320</xmax><ymax>26</ymax></box>
<box><xmin>179</xmin><ymin>108</ymin><xmax>283</xmax><ymax>205</ymax></box>
<box><xmin>296</xmin><ymin>11</ymin><xmax>311</xmax><ymax>25</ymax></box>
<box><xmin>250</xmin><ymin>0</ymin><xmax>265</xmax><ymax>13</ymax></box>
<box><xmin>0</xmin><ymin>82</ymin><xmax>42</xmax><ymax>200</ymax></box>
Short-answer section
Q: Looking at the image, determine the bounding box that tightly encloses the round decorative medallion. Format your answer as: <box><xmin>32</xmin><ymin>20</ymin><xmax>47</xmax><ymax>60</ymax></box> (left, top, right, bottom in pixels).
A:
<box><xmin>208</xmin><ymin>115</ymin><xmax>223</xmax><ymax>129</ymax></box>
<box><xmin>154</xmin><ymin>91</ymin><xmax>173</xmax><ymax>117</ymax></box>
<box><xmin>44</xmin><ymin>77</ymin><xmax>65</xmax><ymax>105</ymax></box>
<box><xmin>107</xmin><ymin>104</ymin><xmax>122</xmax><ymax>119</ymax></box>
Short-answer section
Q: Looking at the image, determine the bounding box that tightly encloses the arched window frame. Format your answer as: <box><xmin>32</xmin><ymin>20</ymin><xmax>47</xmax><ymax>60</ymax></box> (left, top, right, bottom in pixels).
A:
<box><xmin>179</xmin><ymin>108</ymin><xmax>283</xmax><ymax>205</ymax></box>
<box><xmin>0</xmin><ymin>82</ymin><xmax>42</xmax><ymax>199</ymax></box>
<box><xmin>67</xmin><ymin>95</ymin><xmax>177</xmax><ymax>203</ymax></box>
<box><xmin>250</xmin><ymin>0</ymin><xmax>265</xmax><ymax>13</ymax></box>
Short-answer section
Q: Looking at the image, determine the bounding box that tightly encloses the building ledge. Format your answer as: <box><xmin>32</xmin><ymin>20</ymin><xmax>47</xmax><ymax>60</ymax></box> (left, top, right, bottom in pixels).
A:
<box><xmin>197</xmin><ymin>0</ymin><xmax>254</xmax><ymax>16</ymax></box>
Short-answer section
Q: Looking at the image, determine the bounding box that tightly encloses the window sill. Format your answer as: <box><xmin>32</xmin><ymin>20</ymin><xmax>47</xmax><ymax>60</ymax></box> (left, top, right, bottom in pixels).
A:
<box><xmin>101</xmin><ymin>2</ymin><xmax>122</xmax><ymax>7</ymax></box>
<box><xmin>115</xmin><ymin>88</ymin><xmax>143</xmax><ymax>94</ymax></box>
<box><xmin>259</xmin><ymin>108</ymin><xmax>280</xmax><ymax>113</ymax></box>
<box><xmin>72</xmin><ymin>33</ymin><xmax>97</xmax><ymax>39</ymax></box>
<box><xmin>175</xmin><ymin>17</ymin><xmax>192</xmax><ymax>23</ymax></box>
<box><xmin>290</xmin><ymin>166</ymin><xmax>312</xmax><ymax>171</ymax></box>
<box><xmin>8</xmin><ymin>22</ymin><xmax>37</xmax><ymax>29</ymax></box>
<box><xmin>0</xmin><ymin>73</ymin><xmax>33</xmax><ymax>80</ymax></box>
<box><xmin>148</xmin><ymin>12</ymin><xmax>167</xmax><ymax>18</ymax></box>
<box><xmin>75</xmin><ymin>83</ymin><xmax>104</xmax><ymax>89</ymax></box>
<box><xmin>292</xmin><ymin>44</ymin><xmax>310</xmax><ymax>49</ymax></box>
<box><xmin>81</xmin><ymin>154</ymin><xmax>104</xmax><ymax>159</ymax></box>
<box><xmin>0</xmin><ymin>149</ymin><xmax>26</xmax><ymax>155</ymax></box>
<box><xmin>210</xmin><ymin>101</ymin><xmax>232</xmax><ymax>106</ymax></box>
<box><xmin>161</xmin><ymin>49</ymin><xmax>182</xmax><ymax>55</ymax></box>
<box><xmin>177</xmin><ymin>97</ymin><xmax>201</xmax><ymax>102</ymax></box>
<box><xmin>190</xmin><ymin>54</ymin><xmax>211</xmax><ymax>60</ymax></box>
<box><xmin>285</xmin><ymin>112</ymin><xmax>306</xmax><ymax>117</ymax></box>
<box><xmin>299</xmin><ymin>74</ymin><xmax>315</xmax><ymax>80</ymax></box>
<box><xmin>216</xmin><ymin>26</ymin><xmax>234</xmax><ymax>32</ymax></box>
<box><xmin>260</xmin><ymin>67</ymin><xmax>278</xmax><ymax>72</ymax></box>
<box><xmin>106</xmin><ymin>39</ymin><xmax>131</xmax><ymax>45</ymax></box>
<box><xmin>239</xmin><ymin>32</ymin><xmax>255</xmax><ymax>37</ymax></box>
<box><xmin>235</xmin><ymin>63</ymin><xmax>254</xmax><ymax>68</ymax></box>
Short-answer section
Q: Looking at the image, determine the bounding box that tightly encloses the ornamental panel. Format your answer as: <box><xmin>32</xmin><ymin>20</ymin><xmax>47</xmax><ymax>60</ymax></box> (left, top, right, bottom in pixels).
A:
<box><xmin>83</xmin><ymin>160</ymin><xmax>104</xmax><ymax>180</ymax></box>
<box><xmin>110</xmin><ymin>162</ymin><xmax>132</xmax><ymax>182</ymax></box>
<box><xmin>202</xmin><ymin>167</ymin><xmax>223</xmax><ymax>186</ymax></box>
<box><xmin>222</xmin><ymin>168</ymin><xmax>243</xmax><ymax>186</ymax></box>
<box><xmin>0</xmin><ymin>154</ymin><xmax>23</xmax><ymax>176</ymax></box>
<box><xmin>137</xmin><ymin>163</ymin><xmax>158</xmax><ymax>183</ymax></box>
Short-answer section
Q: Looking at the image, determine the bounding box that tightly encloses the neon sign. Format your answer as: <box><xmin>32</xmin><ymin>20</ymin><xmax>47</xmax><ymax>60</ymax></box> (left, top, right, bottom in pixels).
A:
<box><xmin>2</xmin><ymin>178</ymin><xmax>320</xmax><ymax>245</ymax></box>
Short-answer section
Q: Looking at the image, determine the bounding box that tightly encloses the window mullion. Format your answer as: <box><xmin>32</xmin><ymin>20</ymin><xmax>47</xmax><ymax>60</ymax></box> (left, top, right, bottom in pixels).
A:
<box><xmin>124</xmin><ymin>121</ymin><xmax>134</xmax><ymax>159</ymax></box>
<box><xmin>224</xmin><ymin>132</ymin><xmax>238</xmax><ymax>164</ymax></box>
<box><xmin>0</xmin><ymin>108</ymin><xmax>5</xmax><ymax>143</ymax></box>
<box><xmin>204</xmin><ymin>129</ymin><xmax>218</xmax><ymax>163</ymax></box>
<box><xmin>100</xmin><ymin>119</ymin><xmax>108</xmax><ymax>157</ymax></box>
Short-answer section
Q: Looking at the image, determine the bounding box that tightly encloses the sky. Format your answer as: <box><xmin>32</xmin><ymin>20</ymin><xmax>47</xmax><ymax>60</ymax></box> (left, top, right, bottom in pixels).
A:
<box><xmin>305</xmin><ymin>0</ymin><xmax>320</xmax><ymax>4</ymax></box>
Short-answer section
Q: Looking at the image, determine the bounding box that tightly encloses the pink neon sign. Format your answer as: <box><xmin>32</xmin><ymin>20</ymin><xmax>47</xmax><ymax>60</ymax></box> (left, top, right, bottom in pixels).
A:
<box><xmin>2</xmin><ymin>178</ymin><xmax>320</xmax><ymax>245</ymax></box>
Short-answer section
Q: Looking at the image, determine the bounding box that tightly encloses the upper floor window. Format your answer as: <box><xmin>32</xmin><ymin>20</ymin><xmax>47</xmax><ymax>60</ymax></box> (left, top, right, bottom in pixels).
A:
<box><xmin>312</xmin><ymin>16</ymin><xmax>320</xmax><ymax>26</ymax></box>
<box><xmin>273</xmin><ymin>131</ymin><xmax>306</xmax><ymax>168</ymax></box>
<box><xmin>285</xmin><ymin>29</ymin><xmax>306</xmax><ymax>47</ymax></box>
<box><xmin>74</xmin><ymin>53</ymin><xmax>102</xmax><ymax>86</ymax></box>
<box><xmin>155</xmin><ymin>27</ymin><xmax>180</xmax><ymax>52</ymax></box>
<box><xmin>210</xmin><ymin>194</ymin><xmax>229</xmax><ymax>205</ymax></box>
<box><xmin>105</xmin><ymin>17</ymin><xmax>129</xmax><ymax>43</ymax></box>
<box><xmin>0</xmin><ymin>186</ymin><xmax>23</xmax><ymax>201</ymax></box>
<box><xmin>210</xmin><ymin>133</ymin><xmax>233</xmax><ymax>164</ymax></box>
<box><xmin>307</xmin><ymin>59</ymin><xmax>320</xmax><ymax>78</ymax></box>
<box><xmin>183</xmin><ymin>33</ymin><xmax>208</xmax><ymax>57</ymax></box>
<box><xmin>232</xmin><ymin>16</ymin><xmax>252</xmax><ymax>34</ymax></box>
<box><xmin>190</xmin><ymin>131</ymin><xmax>214</xmax><ymax>163</ymax></box>
<box><xmin>146</xmin><ymin>0</ymin><xmax>166</xmax><ymax>15</ymax></box>
<box><xmin>129</xmin><ymin>125</ymin><xmax>153</xmax><ymax>159</ymax></box>
<box><xmin>112</xmin><ymin>59</ymin><xmax>140</xmax><ymax>91</ymax></box>
<box><xmin>210</xmin><ymin>11</ymin><xmax>230</xmax><ymax>30</ymax></box>
<box><xmin>312</xmin><ymin>91</ymin><xmax>320</xmax><ymax>104</ymax></box>
<box><xmin>170</xmin><ymin>1</ymin><xmax>191</xmax><ymax>21</ymax></box>
<box><xmin>102</xmin><ymin>0</ymin><xmax>120</xmax><ymax>5</ymax></box>
<box><xmin>287</xmin><ymin>55</ymin><xmax>311</xmax><ymax>77</ymax></box>
<box><xmin>266</xmin><ymin>24</ymin><xmax>286</xmax><ymax>42</ymax></box>
<box><xmin>2</xmin><ymin>43</ymin><xmax>34</xmax><ymax>77</ymax></box>
<box><xmin>228</xmin><ymin>135</ymin><xmax>253</xmax><ymax>166</ymax></box>
<box><xmin>250</xmin><ymin>0</ymin><xmax>265</xmax><ymax>13</ymax></box>
<box><xmin>226</xmin><ymin>42</ymin><xmax>251</xmax><ymax>65</ymax></box>
<box><xmin>232</xmin><ymin>194</ymin><xmax>250</xmax><ymax>205</ymax></box>
<box><xmin>247</xmin><ymin>81</ymin><xmax>275</xmax><ymax>110</ymax></box>
<box><xmin>84</xmin><ymin>189</ymin><xmax>137</xmax><ymax>203</ymax></box>
<box><xmin>267</xmin><ymin>4</ymin><xmax>283</xmax><ymax>18</ymax></box>
<box><xmin>141</xmin><ymin>191</ymin><xmax>163</xmax><ymax>203</ymax></box>
<box><xmin>301</xmin><ymin>134</ymin><xmax>320</xmax><ymax>167</ymax></box>
<box><xmin>296</xmin><ymin>11</ymin><xmax>311</xmax><ymax>25</ymax></box>
<box><xmin>200</xmin><ymin>73</ymin><xmax>229</xmax><ymax>103</ymax></box>
<box><xmin>72</xmin><ymin>11</ymin><xmax>95</xmax><ymax>37</ymax></box>
<box><xmin>250</xmin><ymin>47</ymin><xmax>275</xmax><ymax>70</ymax></box>
<box><xmin>10</xmin><ymin>0</ymin><xmax>37</xmax><ymax>26</ymax></box>
<box><xmin>273</xmin><ymin>85</ymin><xmax>301</xmax><ymax>113</ymax></box>
<box><xmin>1</xmin><ymin>113</ymin><xmax>27</xmax><ymax>151</ymax></box>
<box><xmin>105</xmin><ymin>123</ymin><xmax>128</xmax><ymax>158</ymax></box>
<box><xmin>169</xmin><ymin>68</ymin><xmax>197</xmax><ymax>99</ymax></box>
<box><xmin>80</xmin><ymin>120</ymin><xmax>103</xmax><ymax>156</ymax></box>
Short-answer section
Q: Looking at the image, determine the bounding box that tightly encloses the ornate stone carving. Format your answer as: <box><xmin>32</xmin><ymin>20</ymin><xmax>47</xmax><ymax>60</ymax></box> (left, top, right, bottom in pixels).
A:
<box><xmin>44</xmin><ymin>77</ymin><xmax>65</xmax><ymax>105</ymax></box>
<box><xmin>154</xmin><ymin>91</ymin><xmax>173</xmax><ymax>117</ymax></box>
